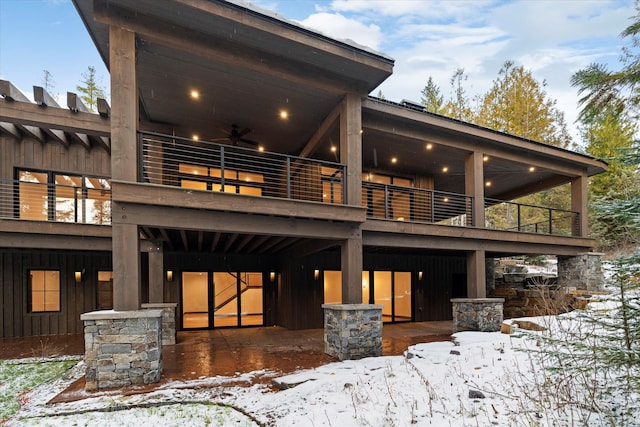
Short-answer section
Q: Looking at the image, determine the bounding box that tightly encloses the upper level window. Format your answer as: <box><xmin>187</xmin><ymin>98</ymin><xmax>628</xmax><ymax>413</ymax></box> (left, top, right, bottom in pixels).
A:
<box><xmin>28</xmin><ymin>270</ymin><xmax>60</xmax><ymax>312</ymax></box>
<box><xmin>17</xmin><ymin>170</ymin><xmax>111</xmax><ymax>224</ymax></box>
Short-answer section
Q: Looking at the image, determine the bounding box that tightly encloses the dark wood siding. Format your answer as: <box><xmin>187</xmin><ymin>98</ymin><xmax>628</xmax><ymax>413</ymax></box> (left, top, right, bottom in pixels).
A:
<box><xmin>0</xmin><ymin>249</ymin><xmax>111</xmax><ymax>338</ymax></box>
<box><xmin>1</xmin><ymin>135</ymin><xmax>111</xmax><ymax>182</ymax></box>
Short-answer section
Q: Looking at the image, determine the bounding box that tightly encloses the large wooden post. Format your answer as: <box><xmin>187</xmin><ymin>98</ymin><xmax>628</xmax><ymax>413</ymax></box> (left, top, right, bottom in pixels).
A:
<box><xmin>110</xmin><ymin>25</ymin><xmax>140</xmax><ymax>311</ymax></box>
<box><xmin>466</xmin><ymin>250</ymin><xmax>487</xmax><ymax>298</ymax></box>
<box><xmin>571</xmin><ymin>175</ymin><xmax>588</xmax><ymax>237</ymax></box>
<box><xmin>148</xmin><ymin>242</ymin><xmax>164</xmax><ymax>304</ymax></box>
<box><xmin>465</xmin><ymin>151</ymin><xmax>485</xmax><ymax>227</ymax></box>
<box><xmin>340</xmin><ymin>93</ymin><xmax>363</xmax><ymax>304</ymax></box>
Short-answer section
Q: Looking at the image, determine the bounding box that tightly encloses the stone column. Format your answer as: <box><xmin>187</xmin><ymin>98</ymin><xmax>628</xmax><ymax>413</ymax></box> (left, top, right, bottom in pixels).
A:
<box><xmin>142</xmin><ymin>303</ymin><xmax>177</xmax><ymax>345</ymax></box>
<box><xmin>557</xmin><ymin>253</ymin><xmax>604</xmax><ymax>291</ymax></box>
<box><xmin>451</xmin><ymin>298</ymin><xmax>504</xmax><ymax>332</ymax></box>
<box><xmin>81</xmin><ymin>309</ymin><xmax>163</xmax><ymax>391</ymax></box>
<box><xmin>323</xmin><ymin>304</ymin><xmax>382</xmax><ymax>360</ymax></box>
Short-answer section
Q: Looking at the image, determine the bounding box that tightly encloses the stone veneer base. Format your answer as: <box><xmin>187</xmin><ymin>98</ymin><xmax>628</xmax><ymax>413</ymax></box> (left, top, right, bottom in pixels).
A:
<box><xmin>81</xmin><ymin>309</ymin><xmax>163</xmax><ymax>391</ymax></box>
<box><xmin>322</xmin><ymin>304</ymin><xmax>383</xmax><ymax>361</ymax></box>
<box><xmin>141</xmin><ymin>303</ymin><xmax>177</xmax><ymax>345</ymax></box>
<box><xmin>451</xmin><ymin>298</ymin><xmax>505</xmax><ymax>333</ymax></box>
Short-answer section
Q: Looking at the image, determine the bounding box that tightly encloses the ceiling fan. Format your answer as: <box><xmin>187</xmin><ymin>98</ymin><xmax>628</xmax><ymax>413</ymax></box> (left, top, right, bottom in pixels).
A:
<box><xmin>212</xmin><ymin>124</ymin><xmax>259</xmax><ymax>148</ymax></box>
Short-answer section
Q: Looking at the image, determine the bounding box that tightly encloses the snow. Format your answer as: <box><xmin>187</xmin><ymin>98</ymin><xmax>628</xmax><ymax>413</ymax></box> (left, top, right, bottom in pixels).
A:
<box><xmin>5</xmin><ymin>271</ymin><xmax>640</xmax><ymax>426</ymax></box>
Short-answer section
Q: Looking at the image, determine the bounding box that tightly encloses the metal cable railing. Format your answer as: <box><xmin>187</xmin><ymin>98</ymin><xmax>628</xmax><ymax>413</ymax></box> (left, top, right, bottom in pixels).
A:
<box><xmin>362</xmin><ymin>182</ymin><xmax>473</xmax><ymax>226</ymax></box>
<box><xmin>484</xmin><ymin>198</ymin><xmax>579</xmax><ymax>236</ymax></box>
<box><xmin>0</xmin><ymin>179</ymin><xmax>111</xmax><ymax>224</ymax></box>
<box><xmin>139</xmin><ymin>132</ymin><xmax>346</xmax><ymax>204</ymax></box>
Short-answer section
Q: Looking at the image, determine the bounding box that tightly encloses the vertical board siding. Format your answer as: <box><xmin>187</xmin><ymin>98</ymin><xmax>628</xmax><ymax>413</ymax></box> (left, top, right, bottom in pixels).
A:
<box><xmin>0</xmin><ymin>249</ymin><xmax>111</xmax><ymax>338</ymax></box>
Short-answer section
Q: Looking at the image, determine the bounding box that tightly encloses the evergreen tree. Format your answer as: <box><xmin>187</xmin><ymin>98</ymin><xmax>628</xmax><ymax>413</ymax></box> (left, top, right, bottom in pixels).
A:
<box><xmin>76</xmin><ymin>65</ymin><xmax>106</xmax><ymax>112</ymax></box>
<box><xmin>442</xmin><ymin>68</ymin><xmax>475</xmax><ymax>122</ymax></box>
<box><xmin>420</xmin><ymin>77</ymin><xmax>444</xmax><ymax>114</ymax></box>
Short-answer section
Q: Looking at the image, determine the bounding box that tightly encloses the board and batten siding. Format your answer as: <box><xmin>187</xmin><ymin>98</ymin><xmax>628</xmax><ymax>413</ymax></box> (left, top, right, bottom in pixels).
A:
<box><xmin>1</xmin><ymin>135</ymin><xmax>111</xmax><ymax>181</ymax></box>
<box><xmin>0</xmin><ymin>249</ymin><xmax>111</xmax><ymax>338</ymax></box>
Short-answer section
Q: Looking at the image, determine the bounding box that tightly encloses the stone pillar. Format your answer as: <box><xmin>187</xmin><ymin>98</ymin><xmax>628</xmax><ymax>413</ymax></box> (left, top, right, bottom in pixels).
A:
<box><xmin>323</xmin><ymin>304</ymin><xmax>382</xmax><ymax>360</ymax></box>
<box><xmin>557</xmin><ymin>253</ymin><xmax>604</xmax><ymax>291</ymax></box>
<box><xmin>451</xmin><ymin>298</ymin><xmax>504</xmax><ymax>333</ymax></box>
<box><xmin>81</xmin><ymin>309</ymin><xmax>163</xmax><ymax>391</ymax></box>
<box><xmin>142</xmin><ymin>303</ymin><xmax>177</xmax><ymax>345</ymax></box>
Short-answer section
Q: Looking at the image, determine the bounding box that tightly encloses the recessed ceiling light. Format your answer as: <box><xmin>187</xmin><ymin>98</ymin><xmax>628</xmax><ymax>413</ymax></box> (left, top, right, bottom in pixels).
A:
<box><xmin>359</xmin><ymin>129</ymin><xmax>364</xmax><ymax>134</ymax></box>
<box><xmin>192</xmin><ymin>134</ymin><xmax>199</xmax><ymax>141</ymax></box>
<box><xmin>258</xmin><ymin>146</ymin><xmax>265</xmax><ymax>152</ymax></box>
<box><xmin>485</xmin><ymin>181</ymin><xmax>492</xmax><ymax>187</ymax></box>
<box><xmin>391</xmin><ymin>157</ymin><xmax>397</xmax><ymax>164</ymax></box>
<box><xmin>483</xmin><ymin>155</ymin><xmax>489</xmax><ymax>162</ymax></box>
<box><xmin>330</xmin><ymin>146</ymin><xmax>337</xmax><ymax>153</ymax></box>
<box><xmin>190</xmin><ymin>90</ymin><xmax>199</xmax><ymax>99</ymax></box>
<box><xmin>426</xmin><ymin>143</ymin><xmax>433</xmax><ymax>150</ymax></box>
<box><xmin>280</xmin><ymin>110</ymin><xmax>288</xmax><ymax>119</ymax></box>
<box><xmin>529</xmin><ymin>166</ymin><xmax>536</xmax><ymax>172</ymax></box>
<box><xmin>443</xmin><ymin>197</ymin><xmax>449</xmax><ymax>202</ymax></box>
<box><xmin>442</xmin><ymin>166</ymin><xmax>449</xmax><ymax>173</ymax></box>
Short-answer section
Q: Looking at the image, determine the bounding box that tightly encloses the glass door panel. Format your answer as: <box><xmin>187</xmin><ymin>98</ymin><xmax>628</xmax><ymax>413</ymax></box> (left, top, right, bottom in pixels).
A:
<box><xmin>394</xmin><ymin>272</ymin><xmax>412</xmax><ymax>322</ymax></box>
<box><xmin>373</xmin><ymin>271</ymin><xmax>392</xmax><ymax>322</ymax></box>
<box><xmin>182</xmin><ymin>272</ymin><xmax>209</xmax><ymax>329</ymax></box>
<box><xmin>362</xmin><ymin>271</ymin><xmax>370</xmax><ymax>304</ymax></box>
<box><xmin>213</xmin><ymin>272</ymin><xmax>239</xmax><ymax>327</ymax></box>
<box><xmin>239</xmin><ymin>272</ymin><xmax>263</xmax><ymax>326</ymax></box>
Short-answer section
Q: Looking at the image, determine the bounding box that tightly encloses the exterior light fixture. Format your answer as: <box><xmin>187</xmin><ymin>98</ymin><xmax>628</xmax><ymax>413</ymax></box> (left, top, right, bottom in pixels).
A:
<box><xmin>190</xmin><ymin>90</ymin><xmax>199</xmax><ymax>99</ymax></box>
<box><xmin>442</xmin><ymin>166</ymin><xmax>449</xmax><ymax>173</ymax></box>
<box><xmin>192</xmin><ymin>134</ymin><xmax>199</xmax><ymax>141</ymax></box>
<box><xmin>443</xmin><ymin>197</ymin><xmax>449</xmax><ymax>202</ymax></box>
<box><xmin>166</xmin><ymin>270</ymin><xmax>174</xmax><ymax>282</ymax></box>
<box><xmin>330</xmin><ymin>146</ymin><xmax>337</xmax><ymax>153</ymax></box>
<box><xmin>279</xmin><ymin>110</ymin><xmax>288</xmax><ymax>119</ymax></box>
<box><xmin>418</xmin><ymin>271</ymin><xmax>423</xmax><ymax>280</ymax></box>
<box><xmin>483</xmin><ymin>155</ymin><xmax>489</xmax><ymax>162</ymax></box>
<box><xmin>258</xmin><ymin>146</ymin><xmax>265</xmax><ymax>152</ymax></box>
<box><xmin>391</xmin><ymin>157</ymin><xmax>397</xmax><ymax>164</ymax></box>
<box><xmin>485</xmin><ymin>181</ymin><xmax>492</xmax><ymax>187</ymax></box>
<box><xmin>425</xmin><ymin>143</ymin><xmax>433</xmax><ymax>150</ymax></box>
<box><xmin>314</xmin><ymin>269</ymin><xmax>320</xmax><ymax>280</ymax></box>
<box><xmin>74</xmin><ymin>270</ymin><xmax>84</xmax><ymax>284</ymax></box>
<box><xmin>529</xmin><ymin>166</ymin><xmax>536</xmax><ymax>172</ymax></box>
<box><xmin>270</xmin><ymin>271</ymin><xmax>276</xmax><ymax>282</ymax></box>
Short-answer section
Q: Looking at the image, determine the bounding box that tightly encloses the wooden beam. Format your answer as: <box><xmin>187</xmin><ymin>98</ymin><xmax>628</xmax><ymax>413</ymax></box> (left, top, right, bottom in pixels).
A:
<box><xmin>298</xmin><ymin>103</ymin><xmax>341</xmax><ymax>158</ymax></box>
<box><xmin>223</xmin><ymin>233</ymin><xmax>239</xmax><ymax>253</ymax></box>
<box><xmin>257</xmin><ymin>236</ymin><xmax>288</xmax><ymax>254</ymax></box>
<box><xmin>467</xmin><ymin>250</ymin><xmax>486</xmax><ymax>298</ymax></box>
<box><xmin>234</xmin><ymin>234</ymin><xmax>254</xmax><ymax>252</ymax></box>
<box><xmin>97</xmin><ymin>97</ymin><xmax>111</xmax><ymax>118</ymax></box>
<box><xmin>0</xmin><ymin>80</ymin><xmax>30</xmax><ymax>102</ymax></box>
<box><xmin>0</xmin><ymin>232</ymin><xmax>111</xmax><ymax>251</ymax></box>
<box><xmin>141</xmin><ymin>226</ymin><xmax>156</xmax><ymax>240</ymax></box>
<box><xmin>67</xmin><ymin>92</ymin><xmax>89</xmax><ymax>113</ymax></box>
<box><xmin>210</xmin><ymin>232</ymin><xmax>221</xmax><ymax>252</ymax></box>
<box><xmin>180</xmin><ymin>229</ymin><xmax>189</xmax><ymax>251</ymax></box>
<box><xmin>245</xmin><ymin>234</ymin><xmax>270</xmax><ymax>253</ymax></box>
<box><xmin>341</xmin><ymin>93</ymin><xmax>362</xmax><ymax>206</ymax></box>
<box><xmin>266</xmin><ymin>237</ymin><xmax>299</xmax><ymax>254</ymax></box>
<box><xmin>284</xmin><ymin>239</ymin><xmax>339</xmax><ymax>258</ymax></box>
<box><xmin>42</xmin><ymin>128</ymin><xmax>69</xmax><ymax>147</ymax></box>
<box><xmin>0</xmin><ymin>122</ymin><xmax>21</xmax><ymax>139</ymax></box>
<box><xmin>89</xmin><ymin>134</ymin><xmax>111</xmax><ymax>153</ymax></box>
<box><xmin>67</xmin><ymin>132</ymin><xmax>92</xmax><ymax>149</ymax></box>
<box><xmin>342</xmin><ymin>237</ymin><xmax>363</xmax><ymax>304</ymax></box>
<box><xmin>17</xmin><ymin>124</ymin><xmax>45</xmax><ymax>143</ymax></box>
<box><xmin>111</xmin><ymin>181</ymin><xmax>367</xmax><ymax>224</ymax></box>
<box><xmin>159</xmin><ymin>227</ymin><xmax>174</xmax><ymax>250</ymax></box>
<box><xmin>0</xmin><ymin>98</ymin><xmax>110</xmax><ymax>135</ymax></box>
<box><xmin>197</xmin><ymin>230</ymin><xmax>204</xmax><ymax>252</ymax></box>
<box><xmin>33</xmin><ymin>86</ymin><xmax>60</xmax><ymax>107</ymax></box>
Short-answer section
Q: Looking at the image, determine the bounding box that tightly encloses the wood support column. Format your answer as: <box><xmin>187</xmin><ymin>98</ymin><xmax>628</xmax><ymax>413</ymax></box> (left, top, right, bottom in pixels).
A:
<box><xmin>571</xmin><ymin>175</ymin><xmax>588</xmax><ymax>237</ymax></box>
<box><xmin>466</xmin><ymin>250</ymin><xmax>486</xmax><ymax>298</ymax></box>
<box><xmin>148</xmin><ymin>243</ymin><xmax>164</xmax><ymax>304</ymax></box>
<box><xmin>341</xmin><ymin>237</ymin><xmax>363</xmax><ymax>304</ymax></box>
<box><xmin>110</xmin><ymin>26</ymin><xmax>140</xmax><ymax>310</ymax></box>
<box><xmin>465</xmin><ymin>152</ymin><xmax>485</xmax><ymax>227</ymax></box>
<box><xmin>340</xmin><ymin>93</ymin><xmax>363</xmax><ymax>304</ymax></box>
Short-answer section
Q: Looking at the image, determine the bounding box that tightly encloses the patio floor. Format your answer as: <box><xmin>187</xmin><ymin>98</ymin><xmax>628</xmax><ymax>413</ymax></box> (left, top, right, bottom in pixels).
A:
<box><xmin>0</xmin><ymin>321</ymin><xmax>453</xmax><ymax>402</ymax></box>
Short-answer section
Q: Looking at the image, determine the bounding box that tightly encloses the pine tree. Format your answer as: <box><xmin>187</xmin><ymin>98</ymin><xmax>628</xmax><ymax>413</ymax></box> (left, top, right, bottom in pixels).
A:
<box><xmin>420</xmin><ymin>77</ymin><xmax>444</xmax><ymax>114</ymax></box>
<box><xmin>76</xmin><ymin>65</ymin><xmax>106</xmax><ymax>112</ymax></box>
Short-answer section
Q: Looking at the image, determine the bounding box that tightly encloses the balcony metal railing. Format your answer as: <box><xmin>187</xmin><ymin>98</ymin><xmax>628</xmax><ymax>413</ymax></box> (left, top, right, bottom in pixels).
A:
<box><xmin>484</xmin><ymin>198</ymin><xmax>579</xmax><ymax>236</ymax></box>
<box><xmin>139</xmin><ymin>132</ymin><xmax>346</xmax><ymax>204</ymax></box>
<box><xmin>362</xmin><ymin>182</ymin><xmax>473</xmax><ymax>226</ymax></box>
<box><xmin>0</xmin><ymin>179</ymin><xmax>112</xmax><ymax>225</ymax></box>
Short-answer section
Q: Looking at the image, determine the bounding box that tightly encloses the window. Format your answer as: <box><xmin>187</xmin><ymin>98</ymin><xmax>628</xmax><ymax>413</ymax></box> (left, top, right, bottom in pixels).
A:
<box><xmin>29</xmin><ymin>270</ymin><xmax>60</xmax><ymax>312</ymax></box>
<box><xmin>17</xmin><ymin>170</ymin><xmax>111</xmax><ymax>224</ymax></box>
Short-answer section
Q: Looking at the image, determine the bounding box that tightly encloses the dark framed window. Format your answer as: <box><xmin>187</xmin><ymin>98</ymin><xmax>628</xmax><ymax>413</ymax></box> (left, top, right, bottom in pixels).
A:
<box><xmin>28</xmin><ymin>270</ymin><xmax>61</xmax><ymax>312</ymax></box>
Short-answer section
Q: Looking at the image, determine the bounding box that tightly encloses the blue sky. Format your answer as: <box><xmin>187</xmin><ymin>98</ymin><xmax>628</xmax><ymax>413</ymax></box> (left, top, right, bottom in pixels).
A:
<box><xmin>0</xmin><ymin>0</ymin><xmax>636</xmax><ymax>141</ymax></box>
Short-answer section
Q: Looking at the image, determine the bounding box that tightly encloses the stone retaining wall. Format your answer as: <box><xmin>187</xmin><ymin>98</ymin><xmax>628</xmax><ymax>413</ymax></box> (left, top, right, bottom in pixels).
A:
<box><xmin>81</xmin><ymin>309</ymin><xmax>163</xmax><ymax>391</ymax></box>
<box><xmin>557</xmin><ymin>253</ymin><xmax>604</xmax><ymax>291</ymax></box>
<box><xmin>141</xmin><ymin>303</ymin><xmax>177</xmax><ymax>345</ymax></box>
<box><xmin>451</xmin><ymin>298</ymin><xmax>504</xmax><ymax>333</ymax></box>
<box><xmin>322</xmin><ymin>304</ymin><xmax>382</xmax><ymax>361</ymax></box>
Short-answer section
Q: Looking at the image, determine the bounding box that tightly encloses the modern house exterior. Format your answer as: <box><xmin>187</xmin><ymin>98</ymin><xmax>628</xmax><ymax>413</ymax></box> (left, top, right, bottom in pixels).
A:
<box><xmin>0</xmin><ymin>0</ymin><xmax>606</xmax><ymax>388</ymax></box>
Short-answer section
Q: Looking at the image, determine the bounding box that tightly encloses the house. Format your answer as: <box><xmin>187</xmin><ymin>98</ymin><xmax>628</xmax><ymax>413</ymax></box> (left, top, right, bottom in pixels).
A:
<box><xmin>0</xmin><ymin>0</ymin><xmax>606</xmax><ymax>389</ymax></box>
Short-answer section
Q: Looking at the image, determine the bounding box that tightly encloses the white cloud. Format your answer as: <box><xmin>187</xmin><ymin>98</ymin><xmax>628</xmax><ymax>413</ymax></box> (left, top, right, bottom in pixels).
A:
<box><xmin>296</xmin><ymin>12</ymin><xmax>383</xmax><ymax>50</ymax></box>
